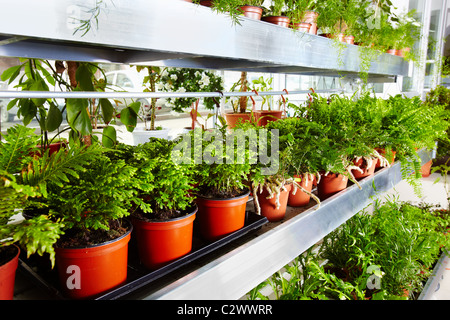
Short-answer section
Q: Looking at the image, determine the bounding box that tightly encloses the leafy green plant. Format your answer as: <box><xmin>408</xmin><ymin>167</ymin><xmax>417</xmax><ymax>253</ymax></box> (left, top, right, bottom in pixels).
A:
<box><xmin>285</xmin><ymin>0</ymin><xmax>317</xmax><ymax>24</ymax></box>
<box><xmin>193</xmin><ymin>0</ymin><xmax>265</xmax><ymax>25</ymax></box>
<box><xmin>263</xmin><ymin>0</ymin><xmax>287</xmax><ymax>17</ymax></box>
<box><xmin>112</xmin><ymin>139</ymin><xmax>197</xmax><ymax>221</ymax></box>
<box><xmin>0</xmin><ymin>125</ymin><xmax>102</xmax><ymax>265</ymax></box>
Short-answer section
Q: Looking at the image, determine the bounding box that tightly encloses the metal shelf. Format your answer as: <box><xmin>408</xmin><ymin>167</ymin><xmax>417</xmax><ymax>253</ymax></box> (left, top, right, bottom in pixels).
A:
<box><xmin>0</xmin><ymin>0</ymin><xmax>408</xmax><ymax>81</ymax></box>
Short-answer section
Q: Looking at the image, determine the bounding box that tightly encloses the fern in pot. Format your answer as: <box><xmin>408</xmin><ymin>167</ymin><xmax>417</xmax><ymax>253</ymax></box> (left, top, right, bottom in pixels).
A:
<box><xmin>112</xmin><ymin>138</ymin><xmax>198</xmax><ymax>270</ymax></box>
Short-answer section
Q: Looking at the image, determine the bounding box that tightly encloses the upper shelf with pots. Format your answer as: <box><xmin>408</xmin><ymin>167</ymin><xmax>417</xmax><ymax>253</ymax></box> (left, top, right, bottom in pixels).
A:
<box><xmin>0</xmin><ymin>0</ymin><xmax>409</xmax><ymax>81</ymax></box>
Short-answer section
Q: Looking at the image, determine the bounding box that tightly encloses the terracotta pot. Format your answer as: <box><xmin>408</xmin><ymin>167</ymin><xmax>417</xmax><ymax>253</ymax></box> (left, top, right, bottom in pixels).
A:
<box><xmin>291</xmin><ymin>22</ymin><xmax>311</xmax><ymax>33</ymax></box>
<box><xmin>303</xmin><ymin>11</ymin><xmax>319</xmax><ymax>35</ymax></box>
<box><xmin>257</xmin><ymin>184</ymin><xmax>291</xmax><ymax>222</ymax></box>
<box><xmin>195</xmin><ymin>190</ymin><xmax>249</xmax><ymax>242</ymax></box>
<box><xmin>224</xmin><ymin>112</ymin><xmax>252</xmax><ymax>129</ymax></box>
<box><xmin>55</xmin><ymin>223</ymin><xmax>132</xmax><ymax>299</ymax></box>
<box><xmin>239</xmin><ymin>5</ymin><xmax>263</xmax><ymax>20</ymax></box>
<box><xmin>352</xmin><ymin>157</ymin><xmax>377</xmax><ymax>180</ymax></box>
<box><xmin>199</xmin><ymin>0</ymin><xmax>213</xmax><ymax>7</ymax></box>
<box><xmin>343</xmin><ymin>35</ymin><xmax>355</xmax><ymax>45</ymax></box>
<box><xmin>255</xmin><ymin>110</ymin><xmax>283</xmax><ymax>126</ymax></box>
<box><xmin>421</xmin><ymin>160</ymin><xmax>432</xmax><ymax>178</ymax></box>
<box><xmin>397</xmin><ymin>47</ymin><xmax>411</xmax><ymax>58</ymax></box>
<box><xmin>317</xmin><ymin>172</ymin><xmax>348</xmax><ymax>201</ymax></box>
<box><xmin>387</xmin><ymin>49</ymin><xmax>398</xmax><ymax>55</ymax></box>
<box><xmin>262</xmin><ymin>16</ymin><xmax>291</xmax><ymax>28</ymax></box>
<box><xmin>288</xmin><ymin>176</ymin><xmax>313</xmax><ymax>207</ymax></box>
<box><xmin>132</xmin><ymin>208</ymin><xmax>196</xmax><ymax>270</ymax></box>
<box><xmin>375</xmin><ymin>148</ymin><xmax>396</xmax><ymax>168</ymax></box>
<box><xmin>0</xmin><ymin>245</ymin><xmax>20</xmax><ymax>300</ymax></box>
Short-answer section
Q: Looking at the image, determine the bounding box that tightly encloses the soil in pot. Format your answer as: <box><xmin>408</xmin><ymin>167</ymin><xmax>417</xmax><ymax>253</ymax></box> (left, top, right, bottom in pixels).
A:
<box><xmin>257</xmin><ymin>184</ymin><xmax>291</xmax><ymax>222</ymax></box>
<box><xmin>131</xmin><ymin>207</ymin><xmax>197</xmax><ymax>270</ymax></box>
<box><xmin>239</xmin><ymin>5</ymin><xmax>263</xmax><ymax>20</ymax></box>
<box><xmin>55</xmin><ymin>220</ymin><xmax>132</xmax><ymax>299</ymax></box>
<box><xmin>255</xmin><ymin>110</ymin><xmax>283</xmax><ymax>127</ymax></box>
<box><xmin>195</xmin><ymin>189</ymin><xmax>250</xmax><ymax>242</ymax></box>
<box><xmin>352</xmin><ymin>157</ymin><xmax>377</xmax><ymax>180</ymax></box>
<box><xmin>288</xmin><ymin>177</ymin><xmax>313</xmax><ymax>207</ymax></box>
<box><xmin>0</xmin><ymin>245</ymin><xmax>20</xmax><ymax>300</ymax></box>
<box><xmin>262</xmin><ymin>16</ymin><xmax>290</xmax><ymax>28</ymax></box>
<box><xmin>317</xmin><ymin>172</ymin><xmax>348</xmax><ymax>201</ymax></box>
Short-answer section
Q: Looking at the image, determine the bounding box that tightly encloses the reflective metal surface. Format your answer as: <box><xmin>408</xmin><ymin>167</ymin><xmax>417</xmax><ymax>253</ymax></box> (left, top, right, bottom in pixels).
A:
<box><xmin>0</xmin><ymin>0</ymin><xmax>408</xmax><ymax>80</ymax></box>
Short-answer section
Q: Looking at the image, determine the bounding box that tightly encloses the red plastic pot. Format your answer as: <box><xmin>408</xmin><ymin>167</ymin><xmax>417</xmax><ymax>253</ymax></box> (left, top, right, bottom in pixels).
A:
<box><xmin>224</xmin><ymin>112</ymin><xmax>253</xmax><ymax>129</ymax></box>
<box><xmin>257</xmin><ymin>184</ymin><xmax>291</xmax><ymax>222</ymax></box>
<box><xmin>352</xmin><ymin>157</ymin><xmax>377</xmax><ymax>180</ymax></box>
<box><xmin>288</xmin><ymin>177</ymin><xmax>313</xmax><ymax>207</ymax></box>
<box><xmin>132</xmin><ymin>208</ymin><xmax>196</xmax><ymax>270</ymax></box>
<box><xmin>317</xmin><ymin>172</ymin><xmax>348</xmax><ymax>201</ymax></box>
<box><xmin>239</xmin><ymin>5</ymin><xmax>263</xmax><ymax>20</ymax></box>
<box><xmin>262</xmin><ymin>16</ymin><xmax>291</xmax><ymax>28</ymax></box>
<box><xmin>0</xmin><ymin>245</ymin><xmax>20</xmax><ymax>300</ymax></box>
<box><xmin>55</xmin><ymin>224</ymin><xmax>132</xmax><ymax>299</ymax></box>
<box><xmin>195</xmin><ymin>190</ymin><xmax>249</xmax><ymax>242</ymax></box>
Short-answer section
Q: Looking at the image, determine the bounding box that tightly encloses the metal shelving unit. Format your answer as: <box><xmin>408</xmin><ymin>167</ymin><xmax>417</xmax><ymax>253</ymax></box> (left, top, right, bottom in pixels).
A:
<box><xmin>1</xmin><ymin>0</ymin><xmax>416</xmax><ymax>300</ymax></box>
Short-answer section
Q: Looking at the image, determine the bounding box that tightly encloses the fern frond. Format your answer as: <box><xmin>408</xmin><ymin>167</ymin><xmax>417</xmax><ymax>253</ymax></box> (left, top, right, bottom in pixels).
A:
<box><xmin>0</xmin><ymin>125</ymin><xmax>40</xmax><ymax>174</ymax></box>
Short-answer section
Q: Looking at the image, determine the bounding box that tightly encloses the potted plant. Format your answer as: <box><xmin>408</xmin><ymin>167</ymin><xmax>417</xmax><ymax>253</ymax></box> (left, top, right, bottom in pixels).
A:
<box><xmin>159</xmin><ymin>67</ymin><xmax>224</xmax><ymax>131</ymax></box>
<box><xmin>191</xmin><ymin>125</ymin><xmax>253</xmax><ymax>241</ymax></box>
<box><xmin>223</xmin><ymin>72</ymin><xmax>257</xmax><ymax>129</ymax></box>
<box><xmin>265</xmin><ymin>117</ymin><xmax>322</xmax><ymax>207</ymax></box>
<box><xmin>0</xmin><ymin>125</ymin><xmax>102</xmax><ymax>299</ymax></box>
<box><xmin>286</xmin><ymin>0</ymin><xmax>317</xmax><ymax>34</ymax></box>
<box><xmin>112</xmin><ymin>138</ymin><xmax>198</xmax><ymax>270</ymax></box>
<box><xmin>195</xmin><ymin>0</ymin><xmax>265</xmax><ymax>23</ymax></box>
<box><xmin>262</xmin><ymin>0</ymin><xmax>291</xmax><ymax>27</ymax></box>
<box><xmin>42</xmin><ymin>144</ymin><xmax>137</xmax><ymax>299</ymax></box>
<box><xmin>251</xmin><ymin>76</ymin><xmax>284</xmax><ymax>126</ymax></box>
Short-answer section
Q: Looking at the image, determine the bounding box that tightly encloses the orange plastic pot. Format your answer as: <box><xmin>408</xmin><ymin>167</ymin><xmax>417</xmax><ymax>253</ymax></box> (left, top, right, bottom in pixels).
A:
<box><xmin>352</xmin><ymin>158</ymin><xmax>377</xmax><ymax>180</ymax></box>
<box><xmin>303</xmin><ymin>11</ymin><xmax>319</xmax><ymax>35</ymax></box>
<box><xmin>317</xmin><ymin>172</ymin><xmax>348</xmax><ymax>201</ymax></box>
<box><xmin>0</xmin><ymin>245</ymin><xmax>20</xmax><ymax>300</ymax></box>
<box><xmin>291</xmin><ymin>22</ymin><xmax>311</xmax><ymax>33</ymax></box>
<box><xmin>421</xmin><ymin>160</ymin><xmax>432</xmax><ymax>178</ymax></box>
<box><xmin>262</xmin><ymin>16</ymin><xmax>291</xmax><ymax>28</ymax></box>
<box><xmin>132</xmin><ymin>208</ymin><xmax>196</xmax><ymax>270</ymax></box>
<box><xmin>55</xmin><ymin>224</ymin><xmax>132</xmax><ymax>299</ymax></box>
<box><xmin>195</xmin><ymin>190</ymin><xmax>250</xmax><ymax>242</ymax></box>
<box><xmin>224</xmin><ymin>112</ymin><xmax>252</xmax><ymax>129</ymax></box>
<box><xmin>288</xmin><ymin>177</ymin><xmax>313</xmax><ymax>207</ymax></box>
<box><xmin>257</xmin><ymin>184</ymin><xmax>291</xmax><ymax>222</ymax></box>
<box><xmin>239</xmin><ymin>5</ymin><xmax>263</xmax><ymax>20</ymax></box>
<box><xmin>255</xmin><ymin>110</ymin><xmax>283</xmax><ymax>126</ymax></box>
<box><xmin>375</xmin><ymin>148</ymin><xmax>396</xmax><ymax>169</ymax></box>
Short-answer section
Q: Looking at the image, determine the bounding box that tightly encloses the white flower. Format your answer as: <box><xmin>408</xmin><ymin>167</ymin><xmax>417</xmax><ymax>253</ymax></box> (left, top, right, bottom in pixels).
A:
<box><xmin>177</xmin><ymin>87</ymin><xmax>186</xmax><ymax>93</ymax></box>
<box><xmin>156</xmin><ymin>82</ymin><xmax>164</xmax><ymax>91</ymax></box>
<box><xmin>161</xmin><ymin>68</ymin><xmax>169</xmax><ymax>77</ymax></box>
<box><xmin>199</xmin><ymin>74</ymin><xmax>210</xmax><ymax>88</ymax></box>
<box><xmin>171</xmin><ymin>74</ymin><xmax>178</xmax><ymax>81</ymax></box>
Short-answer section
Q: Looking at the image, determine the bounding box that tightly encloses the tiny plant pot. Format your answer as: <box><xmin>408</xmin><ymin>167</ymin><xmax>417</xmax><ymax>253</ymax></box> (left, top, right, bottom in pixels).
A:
<box><xmin>255</xmin><ymin>110</ymin><xmax>283</xmax><ymax>127</ymax></box>
<box><xmin>54</xmin><ymin>223</ymin><xmax>132</xmax><ymax>299</ymax></box>
<box><xmin>131</xmin><ymin>208</ymin><xmax>197</xmax><ymax>270</ymax></box>
<box><xmin>303</xmin><ymin>11</ymin><xmax>319</xmax><ymax>35</ymax></box>
<box><xmin>288</xmin><ymin>176</ymin><xmax>313</xmax><ymax>207</ymax></box>
<box><xmin>352</xmin><ymin>158</ymin><xmax>377</xmax><ymax>180</ymax></box>
<box><xmin>0</xmin><ymin>245</ymin><xmax>20</xmax><ymax>300</ymax></box>
<box><xmin>291</xmin><ymin>22</ymin><xmax>311</xmax><ymax>33</ymax></box>
<box><xmin>262</xmin><ymin>16</ymin><xmax>291</xmax><ymax>28</ymax></box>
<box><xmin>375</xmin><ymin>148</ymin><xmax>396</xmax><ymax>169</ymax></box>
<box><xmin>257</xmin><ymin>184</ymin><xmax>291</xmax><ymax>222</ymax></box>
<box><xmin>239</xmin><ymin>5</ymin><xmax>263</xmax><ymax>20</ymax></box>
<box><xmin>317</xmin><ymin>172</ymin><xmax>348</xmax><ymax>201</ymax></box>
<box><xmin>195</xmin><ymin>190</ymin><xmax>250</xmax><ymax>242</ymax></box>
<box><xmin>420</xmin><ymin>160</ymin><xmax>432</xmax><ymax>178</ymax></box>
